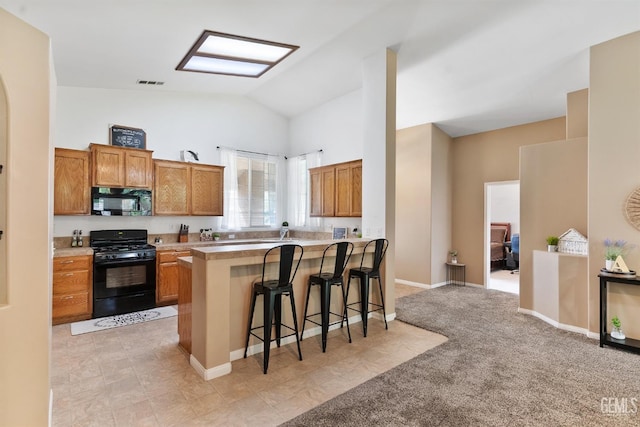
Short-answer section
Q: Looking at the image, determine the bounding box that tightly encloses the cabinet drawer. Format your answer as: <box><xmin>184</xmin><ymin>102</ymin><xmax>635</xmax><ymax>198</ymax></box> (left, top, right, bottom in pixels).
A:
<box><xmin>54</xmin><ymin>256</ymin><xmax>91</xmax><ymax>272</ymax></box>
<box><xmin>157</xmin><ymin>250</ymin><xmax>191</xmax><ymax>263</ymax></box>
<box><xmin>52</xmin><ymin>292</ymin><xmax>89</xmax><ymax>318</ymax></box>
<box><xmin>53</xmin><ymin>270</ymin><xmax>90</xmax><ymax>294</ymax></box>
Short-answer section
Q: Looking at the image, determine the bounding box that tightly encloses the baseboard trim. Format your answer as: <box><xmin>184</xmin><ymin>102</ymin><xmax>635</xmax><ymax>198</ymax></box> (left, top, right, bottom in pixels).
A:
<box><xmin>190</xmin><ymin>355</ymin><xmax>232</xmax><ymax>380</ymax></box>
<box><xmin>517</xmin><ymin>307</ymin><xmax>596</xmax><ymax>339</ymax></box>
<box><xmin>396</xmin><ymin>279</ymin><xmax>448</xmax><ymax>289</ymax></box>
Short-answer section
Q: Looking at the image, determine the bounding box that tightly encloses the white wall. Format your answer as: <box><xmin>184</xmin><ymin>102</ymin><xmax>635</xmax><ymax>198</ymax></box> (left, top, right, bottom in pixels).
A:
<box><xmin>289</xmin><ymin>89</ymin><xmax>364</xmax><ymax>232</ymax></box>
<box><xmin>54</xmin><ymin>86</ymin><xmax>289</xmax><ymax>236</ymax></box>
<box><xmin>289</xmin><ymin>89</ymin><xmax>363</xmax><ymax>164</ymax></box>
<box><xmin>490</xmin><ymin>182</ymin><xmax>520</xmax><ymax>234</ymax></box>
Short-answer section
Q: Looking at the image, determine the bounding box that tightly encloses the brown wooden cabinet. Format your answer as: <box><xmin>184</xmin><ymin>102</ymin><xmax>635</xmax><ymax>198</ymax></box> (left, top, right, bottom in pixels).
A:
<box><xmin>178</xmin><ymin>261</ymin><xmax>192</xmax><ymax>354</ymax></box>
<box><xmin>52</xmin><ymin>255</ymin><xmax>92</xmax><ymax>324</ymax></box>
<box><xmin>310</xmin><ymin>166</ymin><xmax>336</xmax><ymax>217</ymax></box>
<box><xmin>156</xmin><ymin>249</ymin><xmax>191</xmax><ymax>305</ymax></box>
<box><xmin>154</xmin><ymin>160</ymin><xmax>224</xmax><ymax>216</ymax></box>
<box><xmin>310</xmin><ymin>159</ymin><xmax>361</xmax><ymax>217</ymax></box>
<box><xmin>154</xmin><ymin>160</ymin><xmax>190</xmax><ymax>215</ymax></box>
<box><xmin>90</xmin><ymin>143</ymin><xmax>153</xmax><ymax>189</ymax></box>
<box><xmin>54</xmin><ymin>148</ymin><xmax>91</xmax><ymax>215</ymax></box>
<box><xmin>190</xmin><ymin>164</ymin><xmax>224</xmax><ymax>216</ymax></box>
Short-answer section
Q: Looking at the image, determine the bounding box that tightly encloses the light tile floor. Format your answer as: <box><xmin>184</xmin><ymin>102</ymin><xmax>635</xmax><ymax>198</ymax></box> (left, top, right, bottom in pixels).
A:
<box><xmin>488</xmin><ymin>269</ymin><xmax>520</xmax><ymax>294</ymax></box>
<box><xmin>51</xmin><ymin>284</ymin><xmax>444</xmax><ymax>427</ymax></box>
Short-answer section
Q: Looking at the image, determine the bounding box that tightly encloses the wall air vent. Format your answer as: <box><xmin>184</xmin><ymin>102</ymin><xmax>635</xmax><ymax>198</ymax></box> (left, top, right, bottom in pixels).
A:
<box><xmin>136</xmin><ymin>80</ymin><xmax>165</xmax><ymax>85</ymax></box>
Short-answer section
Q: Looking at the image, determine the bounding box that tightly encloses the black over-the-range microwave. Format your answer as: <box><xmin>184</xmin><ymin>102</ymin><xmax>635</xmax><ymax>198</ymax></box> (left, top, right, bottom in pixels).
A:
<box><xmin>91</xmin><ymin>187</ymin><xmax>152</xmax><ymax>216</ymax></box>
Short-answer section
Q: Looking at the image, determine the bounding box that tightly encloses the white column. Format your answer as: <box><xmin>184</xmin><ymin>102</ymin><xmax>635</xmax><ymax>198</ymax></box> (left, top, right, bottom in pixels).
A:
<box><xmin>361</xmin><ymin>48</ymin><xmax>397</xmax><ymax>313</ymax></box>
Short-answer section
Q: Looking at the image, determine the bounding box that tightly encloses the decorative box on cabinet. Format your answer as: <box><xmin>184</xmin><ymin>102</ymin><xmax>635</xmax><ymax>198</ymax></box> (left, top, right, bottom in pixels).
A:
<box><xmin>156</xmin><ymin>249</ymin><xmax>191</xmax><ymax>305</ymax></box>
<box><xmin>90</xmin><ymin>143</ymin><xmax>153</xmax><ymax>189</ymax></box>
<box><xmin>52</xmin><ymin>255</ymin><xmax>92</xmax><ymax>324</ymax></box>
<box><xmin>54</xmin><ymin>148</ymin><xmax>91</xmax><ymax>215</ymax></box>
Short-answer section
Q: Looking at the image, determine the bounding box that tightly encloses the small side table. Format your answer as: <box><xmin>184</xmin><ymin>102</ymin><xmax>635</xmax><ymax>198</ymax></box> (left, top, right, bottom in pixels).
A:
<box><xmin>446</xmin><ymin>262</ymin><xmax>466</xmax><ymax>286</ymax></box>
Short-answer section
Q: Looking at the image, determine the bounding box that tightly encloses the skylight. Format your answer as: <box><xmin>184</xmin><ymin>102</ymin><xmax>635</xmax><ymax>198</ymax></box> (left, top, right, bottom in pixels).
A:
<box><xmin>176</xmin><ymin>31</ymin><xmax>299</xmax><ymax>78</ymax></box>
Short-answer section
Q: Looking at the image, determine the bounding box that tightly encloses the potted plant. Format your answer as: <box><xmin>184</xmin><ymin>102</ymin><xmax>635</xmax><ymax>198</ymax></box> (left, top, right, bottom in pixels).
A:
<box><xmin>611</xmin><ymin>315</ymin><xmax>625</xmax><ymax>340</ymax></box>
<box><xmin>546</xmin><ymin>236</ymin><xmax>559</xmax><ymax>252</ymax></box>
<box><xmin>604</xmin><ymin>238</ymin><xmax>627</xmax><ymax>271</ymax></box>
<box><xmin>449</xmin><ymin>250</ymin><xmax>458</xmax><ymax>264</ymax></box>
<box><xmin>213</xmin><ymin>232</ymin><xmax>220</xmax><ymax>241</ymax></box>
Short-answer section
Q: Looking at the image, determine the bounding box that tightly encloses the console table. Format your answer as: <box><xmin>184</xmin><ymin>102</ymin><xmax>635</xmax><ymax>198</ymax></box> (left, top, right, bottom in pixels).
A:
<box><xmin>599</xmin><ymin>272</ymin><xmax>640</xmax><ymax>354</ymax></box>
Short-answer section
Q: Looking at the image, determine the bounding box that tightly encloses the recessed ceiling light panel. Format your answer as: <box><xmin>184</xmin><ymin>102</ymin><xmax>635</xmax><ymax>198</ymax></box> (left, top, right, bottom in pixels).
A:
<box><xmin>177</xmin><ymin>30</ymin><xmax>299</xmax><ymax>78</ymax></box>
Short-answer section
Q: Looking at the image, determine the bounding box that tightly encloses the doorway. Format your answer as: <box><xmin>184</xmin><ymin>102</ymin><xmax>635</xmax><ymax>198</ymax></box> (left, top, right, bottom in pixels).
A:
<box><xmin>484</xmin><ymin>181</ymin><xmax>519</xmax><ymax>294</ymax></box>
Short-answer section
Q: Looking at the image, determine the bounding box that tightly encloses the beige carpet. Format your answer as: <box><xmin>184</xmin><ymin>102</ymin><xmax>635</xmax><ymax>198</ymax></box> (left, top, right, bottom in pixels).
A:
<box><xmin>283</xmin><ymin>286</ymin><xmax>639</xmax><ymax>426</ymax></box>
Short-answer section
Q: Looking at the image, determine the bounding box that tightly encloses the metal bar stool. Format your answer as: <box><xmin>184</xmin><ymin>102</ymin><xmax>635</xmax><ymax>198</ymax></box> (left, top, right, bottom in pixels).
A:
<box><xmin>243</xmin><ymin>244</ymin><xmax>304</xmax><ymax>374</ymax></box>
<box><xmin>301</xmin><ymin>241</ymin><xmax>354</xmax><ymax>352</ymax></box>
<box><xmin>343</xmin><ymin>238</ymin><xmax>389</xmax><ymax>337</ymax></box>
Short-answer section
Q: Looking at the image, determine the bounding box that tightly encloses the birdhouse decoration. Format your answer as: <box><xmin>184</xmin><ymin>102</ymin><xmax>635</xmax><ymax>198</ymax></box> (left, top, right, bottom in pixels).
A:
<box><xmin>557</xmin><ymin>228</ymin><xmax>588</xmax><ymax>255</ymax></box>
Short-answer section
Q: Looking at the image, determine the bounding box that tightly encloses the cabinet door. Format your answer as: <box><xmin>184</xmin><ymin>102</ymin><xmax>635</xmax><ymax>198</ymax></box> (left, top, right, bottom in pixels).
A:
<box><xmin>154</xmin><ymin>160</ymin><xmax>190</xmax><ymax>215</ymax></box>
<box><xmin>191</xmin><ymin>165</ymin><xmax>224</xmax><ymax>216</ymax></box>
<box><xmin>124</xmin><ymin>150</ymin><xmax>153</xmax><ymax>188</ymax></box>
<box><xmin>350</xmin><ymin>161</ymin><xmax>362</xmax><ymax>217</ymax></box>
<box><xmin>178</xmin><ymin>264</ymin><xmax>192</xmax><ymax>353</ymax></box>
<box><xmin>157</xmin><ymin>250</ymin><xmax>190</xmax><ymax>305</ymax></box>
<box><xmin>54</xmin><ymin>148</ymin><xmax>90</xmax><ymax>215</ymax></box>
<box><xmin>91</xmin><ymin>144</ymin><xmax>125</xmax><ymax>187</ymax></box>
<box><xmin>321</xmin><ymin>167</ymin><xmax>335</xmax><ymax>217</ymax></box>
<box><xmin>52</xmin><ymin>255</ymin><xmax>92</xmax><ymax>324</ymax></box>
<box><xmin>334</xmin><ymin>163</ymin><xmax>351</xmax><ymax>217</ymax></box>
<box><xmin>309</xmin><ymin>168</ymin><xmax>323</xmax><ymax>217</ymax></box>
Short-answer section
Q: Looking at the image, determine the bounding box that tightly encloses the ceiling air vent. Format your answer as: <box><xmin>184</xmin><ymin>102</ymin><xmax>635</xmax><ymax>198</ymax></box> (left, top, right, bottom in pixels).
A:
<box><xmin>136</xmin><ymin>80</ymin><xmax>165</xmax><ymax>85</ymax></box>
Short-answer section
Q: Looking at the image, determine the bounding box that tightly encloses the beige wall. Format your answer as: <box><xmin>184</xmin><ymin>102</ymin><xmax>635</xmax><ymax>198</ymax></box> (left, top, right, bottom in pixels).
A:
<box><xmin>0</xmin><ymin>8</ymin><xmax>53</xmax><ymax>426</ymax></box>
<box><xmin>567</xmin><ymin>89</ymin><xmax>589</xmax><ymax>139</ymax></box>
<box><xmin>589</xmin><ymin>31</ymin><xmax>640</xmax><ymax>337</ymax></box>
<box><xmin>451</xmin><ymin>118</ymin><xmax>566</xmax><ymax>285</ymax></box>
<box><xmin>520</xmin><ymin>137</ymin><xmax>588</xmax><ymax>311</ymax></box>
<box><xmin>396</xmin><ymin>125</ymin><xmax>431</xmax><ymax>284</ymax></box>
<box><xmin>430</xmin><ymin>125</ymin><xmax>452</xmax><ymax>284</ymax></box>
<box><xmin>395</xmin><ymin>123</ymin><xmax>452</xmax><ymax>286</ymax></box>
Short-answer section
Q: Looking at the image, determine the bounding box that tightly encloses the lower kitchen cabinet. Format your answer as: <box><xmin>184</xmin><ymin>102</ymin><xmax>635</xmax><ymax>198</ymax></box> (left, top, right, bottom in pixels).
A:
<box><xmin>52</xmin><ymin>255</ymin><xmax>92</xmax><ymax>324</ymax></box>
<box><xmin>178</xmin><ymin>260</ymin><xmax>192</xmax><ymax>354</ymax></box>
<box><xmin>156</xmin><ymin>250</ymin><xmax>191</xmax><ymax>305</ymax></box>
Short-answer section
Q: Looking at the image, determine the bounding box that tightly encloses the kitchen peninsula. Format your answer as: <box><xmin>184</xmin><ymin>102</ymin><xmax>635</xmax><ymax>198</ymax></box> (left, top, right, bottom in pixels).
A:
<box><xmin>185</xmin><ymin>238</ymin><xmax>381</xmax><ymax>380</ymax></box>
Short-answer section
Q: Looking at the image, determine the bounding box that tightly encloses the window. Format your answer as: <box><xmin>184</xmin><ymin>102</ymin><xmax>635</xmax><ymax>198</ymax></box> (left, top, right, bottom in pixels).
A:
<box><xmin>235</xmin><ymin>154</ymin><xmax>278</xmax><ymax>227</ymax></box>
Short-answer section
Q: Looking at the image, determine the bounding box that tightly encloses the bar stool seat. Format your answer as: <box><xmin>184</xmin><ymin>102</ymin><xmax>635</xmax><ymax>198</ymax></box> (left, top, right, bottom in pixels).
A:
<box><xmin>344</xmin><ymin>238</ymin><xmax>389</xmax><ymax>337</ymax></box>
<box><xmin>244</xmin><ymin>244</ymin><xmax>304</xmax><ymax>374</ymax></box>
<box><xmin>301</xmin><ymin>241</ymin><xmax>354</xmax><ymax>352</ymax></box>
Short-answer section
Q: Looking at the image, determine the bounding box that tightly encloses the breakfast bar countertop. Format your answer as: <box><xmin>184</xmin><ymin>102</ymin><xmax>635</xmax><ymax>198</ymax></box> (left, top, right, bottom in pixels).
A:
<box><xmin>190</xmin><ymin>238</ymin><xmax>368</xmax><ymax>261</ymax></box>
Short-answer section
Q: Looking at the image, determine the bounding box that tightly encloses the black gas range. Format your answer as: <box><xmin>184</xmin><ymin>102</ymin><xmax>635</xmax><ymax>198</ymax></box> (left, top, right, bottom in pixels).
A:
<box><xmin>90</xmin><ymin>229</ymin><xmax>156</xmax><ymax>318</ymax></box>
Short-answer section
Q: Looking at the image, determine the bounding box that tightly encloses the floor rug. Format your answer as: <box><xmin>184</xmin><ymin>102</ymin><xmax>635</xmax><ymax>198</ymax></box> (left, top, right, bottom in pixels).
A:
<box><xmin>283</xmin><ymin>286</ymin><xmax>640</xmax><ymax>426</ymax></box>
<box><xmin>70</xmin><ymin>306</ymin><xmax>177</xmax><ymax>335</ymax></box>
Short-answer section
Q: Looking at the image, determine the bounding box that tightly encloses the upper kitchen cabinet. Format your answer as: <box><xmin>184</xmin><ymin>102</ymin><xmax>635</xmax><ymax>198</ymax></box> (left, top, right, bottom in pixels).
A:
<box><xmin>154</xmin><ymin>160</ymin><xmax>190</xmax><ymax>215</ymax></box>
<box><xmin>154</xmin><ymin>160</ymin><xmax>224</xmax><ymax>216</ymax></box>
<box><xmin>335</xmin><ymin>160</ymin><xmax>362</xmax><ymax>217</ymax></box>
<box><xmin>90</xmin><ymin>143</ymin><xmax>153</xmax><ymax>189</ymax></box>
<box><xmin>191</xmin><ymin>164</ymin><xmax>224</xmax><ymax>216</ymax></box>
<box><xmin>54</xmin><ymin>148</ymin><xmax>91</xmax><ymax>215</ymax></box>
<box><xmin>309</xmin><ymin>166</ymin><xmax>335</xmax><ymax>217</ymax></box>
<box><xmin>310</xmin><ymin>159</ymin><xmax>362</xmax><ymax>218</ymax></box>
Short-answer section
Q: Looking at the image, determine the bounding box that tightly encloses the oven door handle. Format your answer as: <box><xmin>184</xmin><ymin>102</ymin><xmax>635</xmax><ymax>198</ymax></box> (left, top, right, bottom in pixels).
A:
<box><xmin>94</xmin><ymin>257</ymin><xmax>155</xmax><ymax>267</ymax></box>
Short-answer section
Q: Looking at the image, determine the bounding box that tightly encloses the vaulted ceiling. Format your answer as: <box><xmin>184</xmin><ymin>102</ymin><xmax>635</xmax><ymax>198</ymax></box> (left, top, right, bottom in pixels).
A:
<box><xmin>1</xmin><ymin>0</ymin><xmax>639</xmax><ymax>137</ymax></box>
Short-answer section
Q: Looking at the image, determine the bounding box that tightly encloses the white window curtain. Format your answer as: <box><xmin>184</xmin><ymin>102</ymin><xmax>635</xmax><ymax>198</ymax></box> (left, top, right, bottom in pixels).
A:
<box><xmin>306</xmin><ymin>151</ymin><xmax>322</xmax><ymax>229</ymax></box>
<box><xmin>219</xmin><ymin>147</ymin><xmax>240</xmax><ymax>230</ymax></box>
<box><xmin>287</xmin><ymin>155</ymin><xmax>306</xmax><ymax>227</ymax></box>
<box><xmin>269</xmin><ymin>154</ymin><xmax>286</xmax><ymax>227</ymax></box>
<box><xmin>286</xmin><ymin>151</ymin><xmax>322</xmax><ymax>229</ymax></box>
